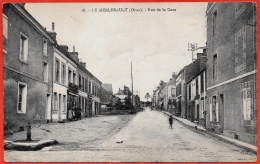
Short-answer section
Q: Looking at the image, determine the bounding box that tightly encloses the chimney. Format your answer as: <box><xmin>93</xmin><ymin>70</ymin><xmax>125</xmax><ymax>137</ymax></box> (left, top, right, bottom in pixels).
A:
<box><xmin>196</xmin><ymin>52</ymin><xmax>206</xmax><ymax>59</ymax></box>
<box><xmin>60</xmin><ymin>45</ymin><xmax>69</xmax><ymax>53</ymax></box>
<box><xmin>69</xmin><ymin>46</ymin><xmax>79</xmax><ymax>63</ymax></box>
<box><xmin>80</xmin><ymin>62</ymin><xmax>86</xmax><ymax>68</ymax></box>
<box><xmin>48</xmin><ymin>22</ymin><xmax>57</xmax><ymax>40</ymax></box>
<box><xmin>52</xmin><ymin>22</ymin><xmax>55</xmax><ymax>32</ymax></box>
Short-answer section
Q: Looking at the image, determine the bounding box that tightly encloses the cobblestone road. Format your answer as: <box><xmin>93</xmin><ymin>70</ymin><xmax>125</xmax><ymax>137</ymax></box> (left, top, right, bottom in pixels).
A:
<box><xmin>5</xmin><ymin>108</ymin><xmax>257</xmax><ymax>162</ymax></box>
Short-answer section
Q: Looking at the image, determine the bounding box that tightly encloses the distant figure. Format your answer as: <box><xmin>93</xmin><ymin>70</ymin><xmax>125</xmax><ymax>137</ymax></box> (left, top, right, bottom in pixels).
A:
<box><xmin>169</xmin><ymin>115</ymin><xmax>173</xmax><ymax>129</ymax></box>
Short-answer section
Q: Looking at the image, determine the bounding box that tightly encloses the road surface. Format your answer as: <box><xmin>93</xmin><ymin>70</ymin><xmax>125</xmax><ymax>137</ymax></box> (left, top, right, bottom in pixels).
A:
<box><xmin>5</xmin><ymin>108</ymin><xmax>256</xmax><ymax>162</ymax></box>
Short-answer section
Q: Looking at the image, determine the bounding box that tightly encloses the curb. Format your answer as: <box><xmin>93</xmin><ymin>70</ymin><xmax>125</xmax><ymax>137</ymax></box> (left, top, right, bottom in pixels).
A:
<box><xmin>160</xmin><ymin>110</ymin><xmax>257</xmax><ymax>154</ymax></box>
<box><xmin>4</xmin><ymin>139</ymin><xmax>58</xmax><ymax>151</ymax></box>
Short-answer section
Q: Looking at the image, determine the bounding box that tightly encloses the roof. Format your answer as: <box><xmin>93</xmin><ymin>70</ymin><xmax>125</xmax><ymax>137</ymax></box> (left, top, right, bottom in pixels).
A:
<box><xmin>102</xmin><ymin>84</ymin><xmax>113</xmax><ymax>94</ymax></box>
<box><xmin>115</xmin><ymin>89</ymin><xmax>124</xmax><ymax>95</ymax></box>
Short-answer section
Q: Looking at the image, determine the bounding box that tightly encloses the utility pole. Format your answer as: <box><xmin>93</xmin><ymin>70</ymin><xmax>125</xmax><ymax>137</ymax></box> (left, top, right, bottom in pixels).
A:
<box><xmin>188</xmin><ymin>43</ymin><xmax>198</xmax><ymax>62</ymax></box>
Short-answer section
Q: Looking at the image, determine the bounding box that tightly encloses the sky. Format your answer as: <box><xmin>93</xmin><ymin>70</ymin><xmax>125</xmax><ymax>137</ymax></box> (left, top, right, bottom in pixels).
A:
<box><xmin>26</xmin><ymin>3</ymin><xmax>207</xmax><ymax>101</ymax></box>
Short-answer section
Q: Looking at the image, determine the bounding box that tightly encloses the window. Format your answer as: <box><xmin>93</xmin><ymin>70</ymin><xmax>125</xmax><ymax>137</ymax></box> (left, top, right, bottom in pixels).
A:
<box><xmin>82</xmin><ymin>77</ymin><xmax>85</xmax><ymax>91</ymax></box>
<box><xmin>73</xmin><ymin>72</ymin><xmax>76</xmax><ymax>84</ymax></box>
<box><xmin>63</xmin><ymin>95</ymin><xmax>66</xmax><ymax>113</ymax></box>
<box><xmin>195</xmin><ymin>78</ymin><xmax>198</xmax><ymax>96</ymax></box>
<box><xmin>54</xmin><ymin>92</ymin><xmax>58</xmax><ymax>111</ymax></box>
<box><xmin>85</xmin><ymin>79</ymin><xmax>88</xmax><ymax>91</ymax></box>
<box><xmin>43</xmin><ymin>39</ymin><xmax>47</xmax><ymax>56</ymax></box>
<box><xmin>17</xmin><ymin>82</ymin><xmax>27</xmax><ymax>113</ymax></box>
<box><xmin>201</xmin><ymin>73</ymin><xmax>204</xmax><ymax>92</ymax></box>
<box><xmin>211</xmin><ymin>96</ymin><xmax>218</xmax><ymax>122</ymax></box>
<box><xmin>213</xmin><ymin>10</ymin><xmax>217</xmax><ymax>37</ymax></box>
<box><xmin>213</xmin><ymin>54</ymin><xmax>217</xmax><ymax>80</ymax></box>
<box><xmin>61</xmin><ymin>63</ymin><xmax>66</xmax><ymax>84</ymax></box>
<box><xmin>235</xmin><ymin>3</ymin><xmax>246</xmax><ymax>19</ymax></box>
<box><xmin>92</xmin><ymin>85</ymin><xmax>94</xmax><ymax>95</ymax></box>
<box><xmin>171</xmin><ymin>88</ymin><xmax>176</xmax><ymax>98</ymax></box>
<box><xmin>241</xmin><ymin>81</ymin><xmax>254</xmax><ymax>120</ymax></box>
<box><xmin>235</xmin><ymin>27</ymin><xmax>246</xmax><ymax>73</ymax></box>
<box><xmin>55</xmin><ymin>59</ymin><xmax>60</xmax><ymax>82</ymax></box>
<box><xmin>68</xmin><ymin>68</ymin><xmax>72</xmax><ymax>84</ymax></box>
<box><xmin>19</xmin><ymin>32</ymin><xmax>28</xmax><ymax>62</ymax></box>
<box><xmin>79</xmin><ymin>96</ymin><xmax>81</xmax><ymax>108</ymax></box>
<box><xmin>43</xmin><ymin>62</ymin><xmax>48</xmax><ymax>82</ymax></box>
<box><xmin>89</xmin><ymin>81</ymin><xmax>91</xmax><ymax>93</ymax></box>
<box><xmin>79</xmin><ymin>75</ymin><xmax>81</xmax><ymax>89</ymax></box>
<box><xmin>3</xmin><ymin>14</ymin><xmax>8</xmax><ymax>53</ymax></box>
<box><xmin>59</xmin><ymin>94</ymin><xmax>61</xmax><ymax>113</ymax></box>
<box><xmin>188</xmin><ymin>84</ymin><xmax>191</xmax><ymax>100</ymax></box>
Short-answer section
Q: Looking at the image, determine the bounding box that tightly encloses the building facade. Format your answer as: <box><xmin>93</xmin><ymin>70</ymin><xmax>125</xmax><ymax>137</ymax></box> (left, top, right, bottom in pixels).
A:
<box><xmin>3</xmin><ymin>3</ymin><xmax>55</xmax><ymax>132</ymax></box>
<box><xmin>206</xmin><ymin>3</ymin><xmax>256</xmax><ymax>145</ymax></box>
<box><xmin>165</xmin><ymin>73</ymin><xmax>177</xmax><ymax>114</ymax></box>
<box><xmin>186</xmin><ymin>68</ymin><xmax>207</xmax><ymax>126</ymax></box>
<box><xmin>3</xmin><ymin>4</ymin><xmax>104</xmax><ymax>133</ymax></box>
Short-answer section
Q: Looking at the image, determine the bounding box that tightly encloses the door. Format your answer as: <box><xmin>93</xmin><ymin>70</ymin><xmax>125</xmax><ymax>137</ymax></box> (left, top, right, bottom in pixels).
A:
<box><xmin>197</xmin><ymin>104</ymin><xmax>199</xmax><ymax>121</ymax></box>
<box><xmin>46</xmin><ymin>94</ymin><xmax>51</xmax><ymax>120</ymax></box>
<box><xmin>219</xmin><ymin>94</ymin><xmax>224</xmax><ymax>133</ymax></box>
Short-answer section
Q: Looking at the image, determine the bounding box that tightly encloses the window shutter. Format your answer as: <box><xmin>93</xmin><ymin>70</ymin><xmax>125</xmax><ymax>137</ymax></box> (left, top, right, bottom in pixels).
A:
<box><xmin>216</xmin><ymin>102</ymin><xmax>219</xmax><ymax>122</ymax></box>
<box><xmin>209</xmin><ymin>97</ymin><xmax>212</xmax><ymax>121</ymax></box>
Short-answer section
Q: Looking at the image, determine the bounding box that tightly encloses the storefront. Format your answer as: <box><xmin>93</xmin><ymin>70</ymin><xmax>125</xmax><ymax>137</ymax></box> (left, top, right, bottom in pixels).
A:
<box><xmin>67</xmin><ymin>83</ymin><xmax>78</xmax><ymax>119</ymax></box>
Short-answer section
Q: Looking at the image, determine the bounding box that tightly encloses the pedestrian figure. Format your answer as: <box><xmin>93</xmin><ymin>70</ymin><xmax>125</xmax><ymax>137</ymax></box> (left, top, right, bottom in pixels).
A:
<box><xmin>169</xmin><ymin>115</ymin><xmax>173</xmax><ymax>129</ymax></box>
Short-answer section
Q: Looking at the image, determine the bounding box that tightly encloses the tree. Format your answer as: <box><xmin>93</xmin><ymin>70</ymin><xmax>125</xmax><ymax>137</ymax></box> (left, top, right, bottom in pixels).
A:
<box><xmin>124</xmin><ymin>96</ymin><xmax>132</xmax><ymax>110</ymax></box>
<box><xmin>115</xmin><ymin>98</ymin><xmax>122</xmax><ymax>110</ymax></box>
<box><xmin>159</xmin><ymin>80</ymin><xmax>164</xmax><ymax>86</ymax></box>
<box><xmin>145</xmin><ymin>93</ymin><xmax>150</xmax><ymax>102</ymax></box>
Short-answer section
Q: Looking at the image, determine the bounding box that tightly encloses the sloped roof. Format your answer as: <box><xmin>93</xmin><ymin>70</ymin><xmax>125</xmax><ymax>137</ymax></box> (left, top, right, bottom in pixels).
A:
<box><xmin>115</xmin><ymin>89</ymin><xmax>124</xmax><ymax>95</ymax></box>
<box><xmin>101</xmin><ymin>84</ymin><xmax>113</xmax><ymax>94</ymax></box>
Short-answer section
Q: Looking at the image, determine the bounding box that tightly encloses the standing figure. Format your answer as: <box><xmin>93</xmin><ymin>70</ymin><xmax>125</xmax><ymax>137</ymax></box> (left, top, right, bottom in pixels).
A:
<box><xmin>169</xmin><ymin>115</ymin><xmax>173</xmax><ymax>129</ymax></box>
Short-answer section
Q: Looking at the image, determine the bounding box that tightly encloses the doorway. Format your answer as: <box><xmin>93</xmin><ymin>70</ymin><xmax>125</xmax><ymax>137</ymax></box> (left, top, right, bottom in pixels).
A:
<box><xmin>219</xmin><ymin>94</ymin><xmax>224</xmax><ymax>133</ymax></box>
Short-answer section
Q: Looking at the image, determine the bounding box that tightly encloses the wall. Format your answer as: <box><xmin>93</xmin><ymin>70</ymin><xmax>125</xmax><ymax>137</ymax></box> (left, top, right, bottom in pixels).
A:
<box><xmin>3</xmin><ymin>4</ymin><xmax>54</xmax><ymax>132</ymax></box>
<box><xmin>206</xmin><ymin>3</ymin><xmax>256</xmax><ymax>145</ymax></box>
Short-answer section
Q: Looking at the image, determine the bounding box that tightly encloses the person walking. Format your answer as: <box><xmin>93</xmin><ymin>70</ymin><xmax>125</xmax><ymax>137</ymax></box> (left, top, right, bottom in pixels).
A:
<box><xmin>169</xmin><ymin>115</ymin><xmax>173</xmax><ymax>129</ymax></box>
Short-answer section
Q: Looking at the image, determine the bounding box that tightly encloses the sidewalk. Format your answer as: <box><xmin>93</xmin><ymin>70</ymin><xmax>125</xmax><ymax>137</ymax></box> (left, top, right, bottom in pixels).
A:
<box><xmin>4</xmin><ymin>114</ymin><xmax>133</xmax><ymax>151</ymax></box>
<box><xmin>161</xmin><ymin>110</ymin><xmax>257</xmax><ymax>154</ymax></box>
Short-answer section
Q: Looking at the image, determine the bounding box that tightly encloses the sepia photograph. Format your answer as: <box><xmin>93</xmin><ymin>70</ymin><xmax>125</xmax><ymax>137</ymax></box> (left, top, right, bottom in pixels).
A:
<box><xmin>3</xmin><ymin>2</ymin><xmax>257</xmax><ymax>162</ymax></box>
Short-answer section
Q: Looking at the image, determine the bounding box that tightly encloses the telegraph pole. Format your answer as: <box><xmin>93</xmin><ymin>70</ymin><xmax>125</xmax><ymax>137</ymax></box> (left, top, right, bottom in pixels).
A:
<box><xmin>188</xmin><ymin>43</ymin><xmax>198</xmax><ymax>61</ymax></box>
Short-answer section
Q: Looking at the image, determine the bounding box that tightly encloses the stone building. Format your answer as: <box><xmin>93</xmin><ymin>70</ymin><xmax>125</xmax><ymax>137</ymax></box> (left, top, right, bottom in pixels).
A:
<box><xmin>165</xmin><ymin>73</ymin><xmax>177</xmax><ymax>114</ymax></box>
<box><xmin>206</xmin><ymin>3</ymin><xmax>256</xmax><ymax>145</ymax></box>
<box><xmin>3</xmin><ymin>3</ymin><xmax>56</xmax><ymax>132</ymax></box>
<box><xmin>3</xmin><ymin>4</ymin><xmax>103</xmax><ymax>132</ymax></box>
<box><xmin>175</xmin><ymin>51</ymin><xmax>207</xmax><ymax>119</ymax></box>
<box><xmin>186</xmin><ymin>68</ymin><xmax>207</xmax><ymax>126</ymax></box>
<box><xmin>186</xmin><ymin>51</ymin><xmax>207</xmax><ymax>122</ymax></box>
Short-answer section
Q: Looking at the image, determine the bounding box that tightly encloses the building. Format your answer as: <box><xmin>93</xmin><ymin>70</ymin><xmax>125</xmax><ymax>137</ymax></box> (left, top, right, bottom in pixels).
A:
<box><xmin>158</xmin><ymin>81</ymin><xmax>167</xmax><ymax>110</ymax></box>
<box><xmin>165</xmin><ymin>73</ymin><xmax>177</xmax><ymax>114</ymax></box>
<box><xmin>114</xmin><ymin>88</ymin><xmax>127</xmax><ymax>106</ymax></box>
<box><xmin>3</xmin><ymin>3</ymin><xmax>55</xmax><ymax>132</ymax></box>
<box><xmin>101</xmin><ymin>84</ymin><xmax>114</xmax><ymax>112</ymax></box>
<box><xmin>175</xmin><ymin>50</ymin><xmax>207</xmax><ymax>119</ymax></box>
<box><xmin>186</xmin><ymin>51</ymin><xmax>207</xmax><ymax>122</ymax></box>
<box><xmin>3</xmin><ymin>4</ymin><xmax>103</xmax><ymax>132</ymax></box>
<box><xmin>206</xmin><ymin>3</ymin><xmax>256</xmax><ymax>145</ymax></box>
<box><xmin>186</xmin><ymin>67</ymin><xmax>207</xmax><ymax>126</ymax></box>
<box><xmin>176</xmin><ymin>68</ymin><xmax>186</xmax><ymax>117</ymax></box>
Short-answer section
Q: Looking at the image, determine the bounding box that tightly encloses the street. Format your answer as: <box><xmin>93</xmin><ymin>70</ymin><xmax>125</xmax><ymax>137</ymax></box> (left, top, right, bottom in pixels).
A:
<box><xmin>5</xmin><ymin>108</ymin><xmax>256</xmax><ymax>162</ymax></box>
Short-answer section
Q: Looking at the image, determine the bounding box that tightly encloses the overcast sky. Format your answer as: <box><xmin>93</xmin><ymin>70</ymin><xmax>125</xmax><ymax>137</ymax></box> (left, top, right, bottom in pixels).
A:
<box><xmin>26</xmin><ymin>3</ymin><xmax>207</xmax><ymax>101</ymax></box>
